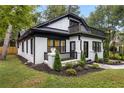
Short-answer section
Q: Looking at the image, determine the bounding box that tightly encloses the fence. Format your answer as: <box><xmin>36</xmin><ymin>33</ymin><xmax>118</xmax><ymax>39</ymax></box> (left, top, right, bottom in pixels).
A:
<box><xmin>0</xmin><ymin>47</ymin><xmax>17</xmax><ymax>55</ymax></box>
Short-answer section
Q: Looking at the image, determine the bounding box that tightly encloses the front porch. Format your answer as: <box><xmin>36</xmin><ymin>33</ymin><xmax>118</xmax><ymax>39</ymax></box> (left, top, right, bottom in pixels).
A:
<box><xmin>44</xmin><ymin>52</ymin><xmax>78</xmax><ymax>61</ymax></box>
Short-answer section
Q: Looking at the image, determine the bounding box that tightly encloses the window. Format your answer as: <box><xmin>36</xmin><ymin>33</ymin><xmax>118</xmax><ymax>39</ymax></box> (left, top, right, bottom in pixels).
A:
<box><xmin>48</xmin><ymin>39</ymin><xmax>54</xmax><ymax>52</ymax></box>
<box><xmin>26</xmin><ymin>40</ymin><xmax>28</xmax><ymax>53</ymax></box>
<box><xmin>22</xmin><ymin>42</ymin><xmax>24</xmax><ymax>52</ymax></box>
<box><xmin>61</xmin><ymin>40</ymin><xmax>66</xmax><ymax>53</ymax></box>
<box><xmin>92</xmin><ymin>41</ymin><xmax>101</xmax><ymax>52</ymax></box>
<box><xmin>84</xmin><ymin>41</ymin><xmax>88</xmax><ymax>58</ymax></box>
<box><xmin>31</xmin><ymin>39</ymin><xmax>33</xmax><ymax>54</ymax></box>
<box><xmin>47</xmin><ymin>39</ymin><xmax>66</xmax><ymax>53</ymax></box>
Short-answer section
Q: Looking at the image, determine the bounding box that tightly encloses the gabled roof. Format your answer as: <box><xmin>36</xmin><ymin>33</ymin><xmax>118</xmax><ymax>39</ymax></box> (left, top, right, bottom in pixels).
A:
<box><xmin>18</xmin><ymin>13</ymin><xmax>106</xmax><ymax>41</ymax></box>
<box><xmin>35</xmin><ymin>13</ymin><xmax>89</xmax><ymax>30</ymax></box>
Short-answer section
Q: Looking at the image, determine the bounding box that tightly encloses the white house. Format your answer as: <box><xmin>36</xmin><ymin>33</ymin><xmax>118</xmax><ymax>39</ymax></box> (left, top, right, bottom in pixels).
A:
<box><xmin>17</xmin><ymin>13</ymin><xmax>105</xmax><ymax>65</ymax></box>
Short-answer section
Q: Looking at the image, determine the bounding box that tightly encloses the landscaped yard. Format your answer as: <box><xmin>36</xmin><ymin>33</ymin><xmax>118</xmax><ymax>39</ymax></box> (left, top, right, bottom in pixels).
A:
<box><xmin>1</xmin><ymin>55</ymin><xmax>124</xmax><ymax>88</ymax></box>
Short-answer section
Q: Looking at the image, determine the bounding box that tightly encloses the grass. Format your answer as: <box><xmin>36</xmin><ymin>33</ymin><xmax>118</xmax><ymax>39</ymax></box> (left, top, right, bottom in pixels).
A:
<box><xmin>1</xmin><ymin>55</ymin><xmax>124</xmax><ymax>87</ymax></box>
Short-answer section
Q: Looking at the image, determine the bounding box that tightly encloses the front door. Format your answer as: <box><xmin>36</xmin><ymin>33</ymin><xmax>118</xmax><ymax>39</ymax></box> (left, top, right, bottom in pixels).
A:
<box><xmin>70</xmin><ymin>41</ymin><xmax>76</xmax><ymax>59</ymax></box>
<box><xmin>84</xmin><ymin>41</ymin><xmax>88</xmax><ymax>58</ymax></box>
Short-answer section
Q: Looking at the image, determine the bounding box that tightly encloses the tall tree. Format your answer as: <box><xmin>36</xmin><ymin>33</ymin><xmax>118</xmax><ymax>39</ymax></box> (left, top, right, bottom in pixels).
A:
<box><xmin>43</xmin><ymin>5</ymin><xmax>80</xmax><ymax>20</ymax></box>
<box><xmin>0</xmin><ymin>5</ymin><xmax>38</xmax><ymax>59</ymax></box>
<box><xmin>87</xmin><ymin>5</ymin><xmax>124</xmax><ymax>31</ymax></box>
<box><xmin>87</xmin><ymin>5</ymin><xmax>124</xmax><ymax>61</ymax></box>
<box><xmin>67</xmin><ymin>5</ymin><xmax>80</xmax><ymax>15</ymax></box>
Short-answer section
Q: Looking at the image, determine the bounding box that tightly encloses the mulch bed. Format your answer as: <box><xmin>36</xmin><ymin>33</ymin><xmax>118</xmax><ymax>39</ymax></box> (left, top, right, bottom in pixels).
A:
<box><xmin>31</xmin><ymin>63</ymin><xmax>103</xmax><ymax>77</ymax></box>
<box><xmin>17</xmin><ymin>55</ymin><xmax>104</xmax><ymax>77</ymax></box>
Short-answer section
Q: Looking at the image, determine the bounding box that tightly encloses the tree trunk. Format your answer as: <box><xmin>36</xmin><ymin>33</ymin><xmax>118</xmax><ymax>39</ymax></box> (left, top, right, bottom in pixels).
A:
<box><xmin>1</xmin><ymin>24</ymin><xmax>12</xmax><ymax>60</ymax></box>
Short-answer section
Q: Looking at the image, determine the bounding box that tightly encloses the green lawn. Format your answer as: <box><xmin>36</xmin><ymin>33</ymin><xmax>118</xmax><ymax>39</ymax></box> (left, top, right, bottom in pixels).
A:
<box><xmin>1</xmin><ymin>55</ymin><xmax>124</xmax><ymax>88</ymax></box>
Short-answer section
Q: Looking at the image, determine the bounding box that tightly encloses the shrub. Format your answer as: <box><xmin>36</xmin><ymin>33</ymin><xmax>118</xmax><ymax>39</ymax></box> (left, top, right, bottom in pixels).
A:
<box><xmin>66</xmin><ymin>68</ymin><xmax>77</xmax><ymax>76</ymax></box>
<box><xmin>53</xmin><ymin>50</ymin><xmax>62</xmax><ymax>71</ymax></box>
<box><xmin>91</xmin><ymin>63</ymin><xmax>100</xmax><ymax>69</ymax></box>
<box><xmin>78</xmin><ymin>61</ymin><xmax>85</xmax><ymax>67</ymax></box>
<box><xmin>65</xmin><ymin>63</ymin><xmax>73</xmax><ymax>69</ymax></box>
<box><xmin>95</xmin><ymin>53</ymin><xmax>99</xmax><ymax>63</ymax></box>
<box><xmin>80</xmin><ymin>52</ymin><xmax>86</xmax><ymax>63</ymax></box>
<box><xmin>98</xmin><ymin>59</ymin><xmax>104</xmax><ymax>63</ymax></box>
<box><xmin>109</xmin><ymin>46</ymin><xmax>117</xmax><ymax>52</ymax></box>
<box><xmin>109</xmin><ymin>52</ymin><xmax>114</xmax><ymax>59</ymax></box>
<box><xmin>114</xmin><ymin>53</ymin><xmax>121</xmax><ymax>60</ymax></box>
<box><xmin>76</xmin><ymin>66</ymin><xmax>83</xmax><ymax>71</ymax></box>
<box><xmin>107</xmin><ymin>61</ymin><xmax>113</xmax><ymax>65</ymax></box>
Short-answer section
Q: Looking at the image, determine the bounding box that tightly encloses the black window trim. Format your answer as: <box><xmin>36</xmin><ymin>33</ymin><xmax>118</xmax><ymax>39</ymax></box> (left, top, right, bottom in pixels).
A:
<box><xmin>92</xmin><ymin>41</ymin><xmax>101</xmax><ymax>52</ymax></box>
<box><xmin>47</xmin><ymin>39</ymin><xmax>66</xmax><ymax>53</ymax></box>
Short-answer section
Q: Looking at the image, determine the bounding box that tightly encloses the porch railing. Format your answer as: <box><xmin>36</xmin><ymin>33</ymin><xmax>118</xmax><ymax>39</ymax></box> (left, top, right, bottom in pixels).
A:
<box><xmin>44</xmin><ymin>52</ymin><xmax>77</xmax><ymax>61</ymax></box>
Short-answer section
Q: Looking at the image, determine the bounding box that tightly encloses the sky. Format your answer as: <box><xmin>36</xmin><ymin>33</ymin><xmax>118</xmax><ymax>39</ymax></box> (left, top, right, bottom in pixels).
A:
<box><xmin>79</xmin><ymin>5</ymin><xmax>96</xmax><ymax>17</ymax></box>
<box><xmin>38</xmin><ymin>5</ymin><xmax>97</xmax><ymax>17</ymax></box>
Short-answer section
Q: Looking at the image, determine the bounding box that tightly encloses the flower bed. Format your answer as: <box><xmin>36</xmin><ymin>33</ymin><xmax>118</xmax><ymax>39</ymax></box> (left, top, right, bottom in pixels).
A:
<box><xmin>31</xmin><ymin>63</ymin><xmax>103</xmax><ymax>77</ymax></box>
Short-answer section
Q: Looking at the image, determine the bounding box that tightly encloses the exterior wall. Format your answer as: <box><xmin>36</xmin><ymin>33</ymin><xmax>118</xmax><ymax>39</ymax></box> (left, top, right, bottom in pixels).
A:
<box><xmin>47</xmin><ymin>17</ymin><xmax>69</xmax><ymax>30</ymax></box>
<box><xmin>35</xmin><ymin>37</ymin><xmax>47</xmax><ymax>64</ymax></box>
<box><xmin>69</xmin><ymin>36</ymin><xmax>80</xmax><ymax>52</ymax></box>
<box><xmin>18</xmin><ymin>38</ymin><xmax>34</xmax><ymax>63</ymax></box>
<box><xmin>80</xmin><ymin>36</ymin><xmax>103</xmax><ymax>61</ymax></box>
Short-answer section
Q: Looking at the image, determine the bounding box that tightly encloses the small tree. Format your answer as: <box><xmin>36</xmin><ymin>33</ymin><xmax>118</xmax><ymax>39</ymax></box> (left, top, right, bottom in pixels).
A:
<box><xmin>80</xmin><ymin>51</ymin><xmax>86</xmax><ymax>63</ymax></box>
<box><xmin>79</xmin><ymin>51</ymin><xmax>86</xmax><ymax>67</ymax></box>
<box><xmin>95</xmin><ymin>53</ymin><xmax>99</xmax><ymax>63</ymax></box>
<box><xmin>53</xmin><ymin>50</ymin><xmax>62</xmax><ymax>71</ymax></box>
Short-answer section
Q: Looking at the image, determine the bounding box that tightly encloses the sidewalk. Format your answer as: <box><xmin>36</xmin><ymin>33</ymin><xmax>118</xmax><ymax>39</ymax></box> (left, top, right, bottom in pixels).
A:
<box><xmin>98</xmin><ymin>63</ymin><xmax>124</xmax><ymax>69</ymax></box>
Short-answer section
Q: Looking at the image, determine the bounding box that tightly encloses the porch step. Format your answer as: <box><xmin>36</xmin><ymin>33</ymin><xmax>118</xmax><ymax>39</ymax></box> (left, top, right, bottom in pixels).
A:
<box><xmin>61</xmin><ymin>59</ymin><xmax>79</xmax><ymax>66</ymax></box>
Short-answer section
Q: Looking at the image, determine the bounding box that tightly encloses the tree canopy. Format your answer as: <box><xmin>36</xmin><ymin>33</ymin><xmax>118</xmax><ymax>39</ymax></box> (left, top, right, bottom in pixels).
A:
<box><xmin>0</xmin><ymin>5</ymin><xmax>38</xmax><ymax>40</ymax></box>
<box><xmin>43</xmin><ymin>5</ymin><xmax>80</xmax><ymax>20</ymax></box>
<box><xmin>87</xmin><ymin>5</ymin><xmax>124</xmax><ymax>31</ymax></box>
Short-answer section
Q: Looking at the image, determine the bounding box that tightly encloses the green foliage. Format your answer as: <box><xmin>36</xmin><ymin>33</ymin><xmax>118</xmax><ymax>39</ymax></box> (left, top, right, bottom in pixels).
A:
<box><xmin>91</xmin><ymin>63</ymin><xmax>100</xmax><ymax>69</ymax></box>
<box><xmin>104</xmin><ymin>34</ymin><xmax>110</xmax><ymax>63</ymax></box>
<box><xmin>107</xmin><ymin>61</ymin><xmax>113</xmax><ymax>65</ymax></box>
<box><xmin>87</xmin><ymin>5</ymin><xmax>124</xmax><ymax>31</ymax></box>
<box><xmin>65</xmin><ymin>68</ymin><xmax>77</xmax><ymax>76</ymax></box>
<box><xmin>109</xmin><ymin>52</ymin><xmax>122</xmax><ymax>60</ymax></box>
<box><xmin>53</xmin><ymin>50</ymin><xmax>62</xmax><ymax>71</ymax></box>
<box><xmin>78</xmin><ymin>61</ymin><xmax>85</xmax><ymax>67</ymax></box>
<box><xmin>43</xmin><ymin>5</ymin><xmax>80</xmax><ymax>20</ymax></box>
<box><xmin>65</xmin><ymin>63</ymin><xmax>73</xmax><ymax>69</ymax></box>
<box><xmin>76</xmin><ymin>66</ymin><xmax>83</xmax><ymax>71</ymax></box>
<box><xmin>95</xmin><ymin>53</ymin><xmax>99</xmax><ymax>63</ymax></box>
<box><xmin>107</xmin><ymin>61</ymin><xmax>121</xmax><ymax>65</ymax></box>
<box><xmin>0</xmin><ymin>5</ymin><xmax>38</xmax><ymax>39</ymax></box>
<box><xmin>80</xmin><ymin>52</ymin><xmax>86</xmax><ymax>63</ymax></box>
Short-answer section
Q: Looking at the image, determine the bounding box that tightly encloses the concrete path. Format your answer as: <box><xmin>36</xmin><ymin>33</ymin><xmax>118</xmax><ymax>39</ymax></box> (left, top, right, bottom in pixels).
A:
<box><xmin>98</xmin><ymin>63</ymin><xmax>124</xmax><ymax>69</ymax></box>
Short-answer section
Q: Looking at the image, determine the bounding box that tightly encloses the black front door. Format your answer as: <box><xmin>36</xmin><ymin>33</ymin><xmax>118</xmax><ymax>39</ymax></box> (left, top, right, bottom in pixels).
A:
<box><xmin>84</xmin><ymin>41</ymin><xmax>88</xmax><ymax>58</ymax></box>
<box><xmin>70</xmin><ymin>41</ymin><xmax>75</xmax><ymax>59</ymax></box>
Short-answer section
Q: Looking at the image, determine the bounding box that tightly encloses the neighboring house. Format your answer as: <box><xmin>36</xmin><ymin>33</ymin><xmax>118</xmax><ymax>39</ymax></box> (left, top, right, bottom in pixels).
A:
<box><xmin>17</xmin><ymin>13</ymin><xmax>105</xmax><ymax>64</ymax></box>
<box><xmin>110</xmin><ymin>31</ymin><xmax>124</xmax><ymax>53</ymax></box>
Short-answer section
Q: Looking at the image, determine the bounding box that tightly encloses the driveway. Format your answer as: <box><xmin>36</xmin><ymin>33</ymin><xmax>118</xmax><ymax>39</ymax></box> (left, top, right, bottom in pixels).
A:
<box><xmin>98</xmin><ymin>63</ymin><xmax>124</xmax><ymax>69</ymax></box>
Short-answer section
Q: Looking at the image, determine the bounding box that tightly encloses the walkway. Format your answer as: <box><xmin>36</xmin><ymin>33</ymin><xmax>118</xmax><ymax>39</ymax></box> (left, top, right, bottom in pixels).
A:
<box><xmin>98</xmin><ymin>63</ymin><xmax>124</xmax><ymax>69</ymax></box>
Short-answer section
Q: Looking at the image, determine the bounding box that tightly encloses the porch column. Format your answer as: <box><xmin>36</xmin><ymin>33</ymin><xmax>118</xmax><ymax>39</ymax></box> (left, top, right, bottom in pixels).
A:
<box><xmin>76</xmin><ymin>39</ymin><xmax>81</xmax><ymax>60</ymax></box>
<box><xmin>47</xmin><ymin>48</ymin><xmax>56</xmax><ymax>69</ymax></box>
